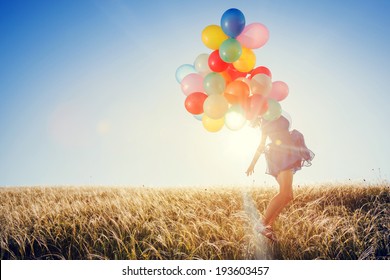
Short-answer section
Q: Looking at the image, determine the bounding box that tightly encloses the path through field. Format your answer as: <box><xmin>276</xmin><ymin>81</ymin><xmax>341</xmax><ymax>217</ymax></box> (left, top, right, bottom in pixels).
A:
<box><xmin>242</xmin><ymin>189</ymin><xmax>273</xmax><ymax>259</ymax></box>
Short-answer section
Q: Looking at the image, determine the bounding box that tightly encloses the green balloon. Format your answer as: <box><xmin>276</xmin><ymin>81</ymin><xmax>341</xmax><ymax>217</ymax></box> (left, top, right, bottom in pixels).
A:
<box><xmin>219</xmin><ymin>38</ymin><xmax>242</xmax><ymax>63</ymax></box>
<box><xmin>263</xmin><ymin>99</ymin><xmax>282</xmax><ymax>121</ymax></box>
<box><xmin>203</xmin><ymin>72</ymin><xmax>226</xmax><ymax>95</ymax></box>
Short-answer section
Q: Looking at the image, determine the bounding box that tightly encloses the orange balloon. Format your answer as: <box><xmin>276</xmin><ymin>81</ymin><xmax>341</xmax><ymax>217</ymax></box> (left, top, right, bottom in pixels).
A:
<box><xmin>220</xmin><ymin>70</ymin><xmax>232</xmax><ymax>85</ymax></box>
<box><xmin>224</xmin><ymin>80</ymin><xmax>250</xmax><ymax>105</ymax></box>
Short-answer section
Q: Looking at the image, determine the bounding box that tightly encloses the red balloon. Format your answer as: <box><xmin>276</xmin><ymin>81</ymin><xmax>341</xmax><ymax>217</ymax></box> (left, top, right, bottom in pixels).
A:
<box><xmin>226</xmin><ymin>64</ymin><xmax>248</xmax><ymax>80</ymax></box>
<box><xmin>208</xmin><ymin>50</ymin><xmax>229</xmax><ymax>72</ymax></box>
<box><xmin>184</xmin><ymin>92</ymin><xmax>208</xmax><ymax>115</ymax></box>
<box><xmin>249</xmin><ymin>66</ymin><xmax>272</xmax><ymax>79</ymax></box>
<box><xmin>244</xmin><ymin>94</ymin><xmax>269</xmax><ymax>120</ymax></box>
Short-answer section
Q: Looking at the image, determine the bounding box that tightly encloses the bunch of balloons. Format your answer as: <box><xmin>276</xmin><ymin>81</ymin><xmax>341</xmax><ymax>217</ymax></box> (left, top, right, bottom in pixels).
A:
<box><xmin>176</xmin><ymin>8</ymin><xmax>290</xmax><ymax>132</ymax></box>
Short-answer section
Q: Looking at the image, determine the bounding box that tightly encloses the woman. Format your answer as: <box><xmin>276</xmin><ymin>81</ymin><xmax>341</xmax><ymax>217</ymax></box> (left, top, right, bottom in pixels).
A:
<box><xmin>246</xmin><ymin>115</ymin><xmax>314</xmax><ymax>241</ymax></box>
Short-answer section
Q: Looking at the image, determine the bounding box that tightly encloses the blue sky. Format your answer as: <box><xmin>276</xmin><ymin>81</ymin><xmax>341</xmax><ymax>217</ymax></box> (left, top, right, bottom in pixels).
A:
<box><xmin>1</xmin><ymin>0</ymin><xmax>390</xmax><ymax>187</ymax></box>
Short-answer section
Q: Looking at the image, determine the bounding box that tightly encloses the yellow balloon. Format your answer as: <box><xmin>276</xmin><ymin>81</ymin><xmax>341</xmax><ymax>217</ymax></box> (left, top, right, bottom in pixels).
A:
<box><xmin>202</xmin><ymin>25</ymin><xmax>229</xmax><ymax>50</ymax></box>
<box><xmin>233</xmin><ymin>47</ymin><xmax>256</xmax><ymax>72</ymax></box>
<box><xmin>202</xmin><ymin>114</ymin><xmax>225</xmax><ymax>132</ymax></box>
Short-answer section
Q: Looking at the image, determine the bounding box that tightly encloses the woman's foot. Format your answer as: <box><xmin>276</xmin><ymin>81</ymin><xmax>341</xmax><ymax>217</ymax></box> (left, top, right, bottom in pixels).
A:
<box><xmin>257</xmin><ymin>225</ymin><xmax>278</xmax><ymax>242</ymax></box>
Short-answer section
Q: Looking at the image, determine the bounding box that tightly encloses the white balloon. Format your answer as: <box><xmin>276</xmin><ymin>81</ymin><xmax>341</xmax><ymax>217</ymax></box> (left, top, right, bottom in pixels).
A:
<box><xmin>194</xmin><ymin>53</ymin><xmax>212</xmax><ymax>75</ymax></box>
<box><xmin>203</xmin><ymin>94</ymin><xmax>229</xmax><ymax>119</ymax></box>
<box><xmin>250</xmin><ymin>74</ymin><xmax>272</xmax><ymax>96</ymax></box>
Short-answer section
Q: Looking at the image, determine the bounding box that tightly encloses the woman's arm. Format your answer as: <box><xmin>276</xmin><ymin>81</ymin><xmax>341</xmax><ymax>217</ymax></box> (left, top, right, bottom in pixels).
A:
<box><xmin>246</xmin><ymin>132</ymin><xmax>267</xmax><ymax>176</ymax></box>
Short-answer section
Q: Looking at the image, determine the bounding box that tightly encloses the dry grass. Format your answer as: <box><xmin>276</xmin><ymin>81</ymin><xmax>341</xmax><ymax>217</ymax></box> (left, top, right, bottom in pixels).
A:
<box><xmin>0</xmin><ymin>184</ymin><xmax>389</xmax><ymax>260</ymax></box>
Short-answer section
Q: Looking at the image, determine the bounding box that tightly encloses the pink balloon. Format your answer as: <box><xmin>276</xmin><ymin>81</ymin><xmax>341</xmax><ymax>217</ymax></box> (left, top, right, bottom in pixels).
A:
<box><xmin>269</xmin><ymin>81</ymin><xmax>289</xmax><ymax>101</ymax></box>
<box><xmin>237</xmin><ymin>23</ymin><xmax>269</xmax><ymax>49</ymax></box>
<box><xmin>181</xmin><ymin>73</ymin><xmax>204</xmax><ymax>96</ymax></box>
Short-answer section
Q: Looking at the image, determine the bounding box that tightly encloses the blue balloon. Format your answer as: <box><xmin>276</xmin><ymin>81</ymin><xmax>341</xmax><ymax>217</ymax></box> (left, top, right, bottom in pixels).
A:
<box><xmin>193</xmin><ymin>113</ymin><xmax>203</xmax><ymax>121</ymax></box>
<box><xmin>175</xmin><ymin>64</ymin><xmax>196</xmax><ymax>83</ymax></box>
<box><xmin>220</xmin><ymin>8</ymin><xmax>245</xmax><ymax>38</ymax></box>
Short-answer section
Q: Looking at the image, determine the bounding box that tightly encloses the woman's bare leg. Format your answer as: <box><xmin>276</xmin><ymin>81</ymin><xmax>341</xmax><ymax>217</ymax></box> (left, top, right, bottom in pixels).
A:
<box><xmin>262</xmin><ymin>169</ymin><xmax>294</xmax><ymax>227</ymax></box>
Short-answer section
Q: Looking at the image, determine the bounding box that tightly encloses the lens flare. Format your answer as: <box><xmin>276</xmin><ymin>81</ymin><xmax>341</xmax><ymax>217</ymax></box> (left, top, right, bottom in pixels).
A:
<box><xmin>225</xmin><ymin>105</ymin><xmax>246</xmax><ymax>131</ymax></box>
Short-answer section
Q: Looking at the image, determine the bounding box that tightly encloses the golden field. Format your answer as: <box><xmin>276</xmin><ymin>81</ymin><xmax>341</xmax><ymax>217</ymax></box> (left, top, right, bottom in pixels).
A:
<box><xmin>0</xmin><ymin>184</ymin><xmax>389</xmax><ymax>260</ymax></box>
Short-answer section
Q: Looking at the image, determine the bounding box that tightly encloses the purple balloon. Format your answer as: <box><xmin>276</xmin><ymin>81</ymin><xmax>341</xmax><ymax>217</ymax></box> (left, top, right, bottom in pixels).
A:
<box><xmin>237</xmin><ymin>23</ymin><xmax>269</xmax><ymax>49</ymax></box>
